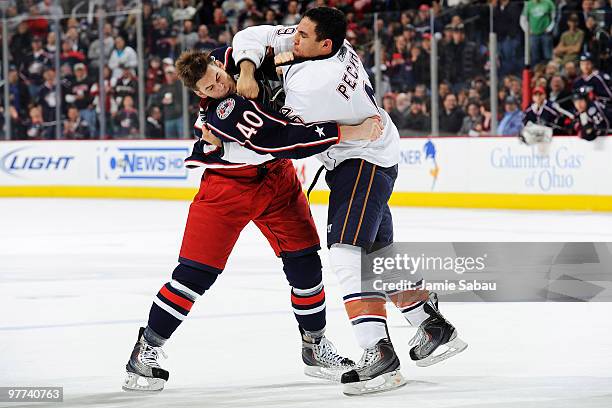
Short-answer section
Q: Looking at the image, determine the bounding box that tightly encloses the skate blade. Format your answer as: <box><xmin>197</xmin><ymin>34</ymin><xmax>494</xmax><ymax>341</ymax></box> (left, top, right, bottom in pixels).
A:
<box><xmin>122</xmin><ymin>371</ymin><xmax>166</xmax><ymax>392</ymax></box>
<box><xmin>342</xmin><ymin>370</ymin><xmax>407</xmax><ymax>396</ymax></box>
<box><xmin>416</xmin><ymin>337</ymin><xmax>468</xmax><ymax>367</ymax></box>
<box><xmin>304</xmin><ymin>365</ymin><xmax>348</xmax><ymax>383</ymax></box>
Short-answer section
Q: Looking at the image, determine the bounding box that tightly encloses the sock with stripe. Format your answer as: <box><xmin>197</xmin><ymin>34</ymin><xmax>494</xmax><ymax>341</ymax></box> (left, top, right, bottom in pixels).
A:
<box><xmin>144</xmin><ymin>263</ymin><xmax>218</xmax><ymax>346</ymax></box>
<box><xmin>284</xmin><ymin>253</ymin><xmax>327</xmax><ymax>334</ymax></box>
<box><xmin>330</xmin><ymin>244</ymin><xmax>388</xmax><ymax>349</ymax></box>
<box><xmin>387</xmin><ymin>285</ymin><xmax>430</xmax><ymax>327</ymax></box>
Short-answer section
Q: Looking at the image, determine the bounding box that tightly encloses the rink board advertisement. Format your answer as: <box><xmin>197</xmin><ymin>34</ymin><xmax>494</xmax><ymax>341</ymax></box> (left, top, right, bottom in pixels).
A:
<box><xmin>1</xmin><ymin>137</ymin><xmax>612</xmax><ymax>210</ymax></box>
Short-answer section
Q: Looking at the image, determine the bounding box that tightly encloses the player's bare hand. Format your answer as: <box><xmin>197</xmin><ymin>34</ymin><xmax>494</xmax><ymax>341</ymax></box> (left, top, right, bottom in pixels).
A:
<box><xmin>339</xmin><ymin>116</ymin><xmax>383</xmax><ymax>142</ymax></box>
<box><xmin>201</xmin><ymin>127</ymin><xmax>222</xmax><ymax>147</ymax></box>
<box><xmin>274</xmin><ymin>51</ymin><xmax>295</xmax><ymax>66</ymax></box>
<box><xmin>236</xmin><ymin>75</ymin><xmax>259</xmax><ymax>99</ymax></box>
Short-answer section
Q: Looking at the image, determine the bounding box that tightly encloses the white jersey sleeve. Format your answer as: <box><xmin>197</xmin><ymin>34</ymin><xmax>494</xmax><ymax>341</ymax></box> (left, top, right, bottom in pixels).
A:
<box><xmin>232</xmin><ymin>24</ymin><xmax>295</xmax><ymax>68</ymax></box>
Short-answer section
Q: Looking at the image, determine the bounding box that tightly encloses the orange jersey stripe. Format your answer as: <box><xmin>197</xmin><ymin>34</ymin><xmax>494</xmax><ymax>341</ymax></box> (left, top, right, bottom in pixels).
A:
<box><xmin>344</xmin><ymin>298</ymin><xmax>387</xmax><ymax>320</ymax></box>
<box><xmin>389</xmin><ymin>290</ymin><xmax>430</xmax><ymax>308</ymax></box>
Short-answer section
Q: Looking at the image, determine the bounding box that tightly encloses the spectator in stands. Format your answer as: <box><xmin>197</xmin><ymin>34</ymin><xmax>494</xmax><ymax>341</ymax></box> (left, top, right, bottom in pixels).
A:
<box><xmin>563</xmin><ymin>60</ymin><xmax>579</xmax><ymax>86</ymax></box>
<box><xmin>497</xmin><ymin>96</ymin><xmax>524</xmax><ymax>135</ymax></box>
<box><xmin>90</xmin><ymin>66</ymin><xmax>115</xmax><ymax>137</ymax></box>
<box><xmin>25</xmin><ymin>105</ymin><xmax>50</xmax><ymax>139</ymax></box>
<box><xmin>282</xmin><ymin>1</ymin><xmax>301</xmax><ymax>25</ymax></box>
<box><xmin>194</xmin><ymin>25</ymin><xmax>218</xmax><ymax>52</ymax></box>
<box><xmin>382</xmin><ymin>93</ymin><xmax>398</xmax><ymax>120</ymax></box>
<box><xmin>153</xmin><ymin>65</ymin><xmax>183</xmax><ymax>138</ymax></box>
<box><xmin>88</xmin><ymin>23</ymin><xmax>114</xmax><ymax>69</ymax></box>
<box><xmin>20</xmin><ymin>36</ymin><xmax>51</xmax><ymax>99</ymax></box>
<box><xmin>112</xmin><ymin>64</ymin><xmax>139</xmax><ymax>112</ymax></box>
<box><xmin>45</xmin><ymin>31</ymin><xmax>56</xmax><ymax>54</ymax></box>
<box><xmin>238</xmin><ymin>0</ymin><xmax>262</xmax><ymax>30</ymax></box>
<box><xmin>146</xmin><ymin>106</ymin><xmax>165</xmax><ymax>139</ymax></box>
<box><xmin>583</xmin><ymin>15</ymin><xmax>611</xmax><ymax>71</ymax></box>
<box><xmin>37</xmin><ymin>0</ymin><xmax>62</xmax><ymax>19</ymax></box>
<box><xmin>37</xmin><ymin>67</ymin><xmax>61</xmax><ymax>126</ymax></box>
<box><xmin>152</xmin><ymin>17</ymin><xmax>177</xmax><ymax>59</ymax></box>
<box><xmin>404</xmin><ymin>97</ymin><xmax>430</xmax><ymax>134</ymax></box>
<box><xmin>264</xmin><ymin>8</ymin><xmax>279</xmax><ymax>25</ymax></box>
<box><xmin>108</xmin><ymin>36</ymin><xmax>138</xmax><ymax>80</ymax></box>
<box><xmin>63</xmin><ymin>105</ymin><xmax>90</xmax><ymax>139</ymax></box>
<box><xmin>65</xmin><ymin>63</ymin><xmax>96</xmax><ymax>137</ymax></box>
<box><xmin>210</xmin><ymin>6</ymin><xmax>229</xmax><ymax>37</ymax></box>
<box><xmin>544</xmin><ymin>60</ymin><xmax>560</xmax><ymax>79</ymax></box>
<box><xmin>9</xmin><ymin>22</ymin><xmax>32</xmax><ymax>63</ymax></box>
<box><xmin>26</xmin><ymin>5</ymin><xmax>49</xmax><ymax>39</ymax></box>
<box><xmin>440</xmin><ymin>24</ymin><xmax>482</xmax><ymax>91</ymax></box>
<box><xmin>60</xmin><ymin>39</ymin><xmax>86</xmax><ymax>68</ymax></box>
<box><xmin>65</xmin><ymin>26</ymin><xmax>88</xmax><ymax>55</ymax></box>
<box><xmin>553</xmin><ymin>14</ymin><xmax>584</xmax><ymax>65</ymax></box>
<box><xmin>390</xmin><ymin>93</ymin><xmax>411</xmax><ymax>130</ymax></box>
<box><xmin>548</xmin><ymin>75</ymin><xmax>574</xmax><ymax>112</ymax></box>
<box><xmin>146</xmin><ymin>57</ymin><xmax>165</xmax><ymax>97</ymax></box>
<box><xmin>173</xmin><ymin>0</ymin><xmax>197</xmax><ymax>23</ymax></box>
<box><xmin>114</xmin><ymin>95</ymin><xmax>139</xmax><ymax>138</ymax></box>
<box><xmin>8</xmin><ymin>66</ymin><xmax>31</xmax><ymax>119</ymax></box>
<box><xmin>494</xmin><ymin>0</ymin><xmax>523</xmax><ymax>76</ymax></box>
<box><xmin>412</xmin><ymin>34</ymin><xmax>431</xmax><ymax>86</ymax></box>
<box><xmin>179</xmin><ymin>20</ymin><xmax>199</xmax><ymax>50</ymax></box>
<box><xmin>459</xmin><ymin>101</ymin><xmax>485</xmax><ymax>136</ymax></box>
<box><xmin>521</xmin><ymin>0</ymin><xmax>556</xmax><ymax>66</ymax></box>
<box><xmin>439</xmin><ymin>93</ymin><xmax>466</xmax><ymax>134</ymax></box>
<box><xmin>414</xmin><ymin>84</ymin><xmax>430</xmax><ymax>109</ymax></box>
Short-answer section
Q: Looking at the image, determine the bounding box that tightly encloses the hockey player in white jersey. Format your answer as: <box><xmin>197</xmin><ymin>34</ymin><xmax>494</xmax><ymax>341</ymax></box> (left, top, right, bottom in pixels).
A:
<box><xmin>230</xmin><ymin>7</ymin><xmax>467</xmax><ymax>395</ymax></box>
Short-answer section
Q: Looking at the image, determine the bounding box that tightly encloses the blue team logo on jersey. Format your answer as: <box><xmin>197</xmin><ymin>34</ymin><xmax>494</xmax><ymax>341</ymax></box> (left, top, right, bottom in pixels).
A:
<box><xmin>97</xmin><ymin>146</ymin><xmax>189</xmax><ymax>180</ymax></box>
<box><xmin>216</xmin><ymin>98</ymin><xmax>235</xmax><ymax>120</ymax></box>
<box><xmin>424</xmin><ymin>140</ymin><xmax>439</xmax><ymax>190</ymax></box>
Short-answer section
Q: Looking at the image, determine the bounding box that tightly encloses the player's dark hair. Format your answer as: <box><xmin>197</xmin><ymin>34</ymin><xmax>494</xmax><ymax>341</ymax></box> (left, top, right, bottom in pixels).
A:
<box><xmin>304</xmin><ymin>7</ymin><xmax>347</xmax><ymax>55</ymax></box>
<box><xmin>175</xmin><ymin>50</ymin><xmax>214</xmax><ymax>90</ymax></box>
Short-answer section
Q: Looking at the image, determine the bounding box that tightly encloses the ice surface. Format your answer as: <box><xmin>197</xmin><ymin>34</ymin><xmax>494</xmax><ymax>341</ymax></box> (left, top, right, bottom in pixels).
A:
<box><xmin>1</xmin><ymin>198</ymin><xmax>611</xmax><ymax>407</ymax></box>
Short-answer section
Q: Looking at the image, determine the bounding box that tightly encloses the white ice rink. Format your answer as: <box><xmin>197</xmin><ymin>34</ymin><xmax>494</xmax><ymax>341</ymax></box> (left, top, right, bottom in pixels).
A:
<box><xmin>1</xmin><ymin>198</ymin><xmax>612</xmax><ymax>408</ymax></box>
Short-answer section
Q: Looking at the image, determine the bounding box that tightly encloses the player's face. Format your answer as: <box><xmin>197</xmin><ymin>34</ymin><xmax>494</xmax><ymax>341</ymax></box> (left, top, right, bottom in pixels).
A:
<box><xmin>194</xmin><ymin>61</ymin><xmax>236</xmax><ymax>99</ymax></box>
<box><xmin>574</xmin><ymin>99</ymin><xmax>587</xmax><ymax>112</ymax></box>
<box><xmin>532</xmin><ymin>93</ymin><xmax>545</xmax><ymax>105</ymax></box>
<box><xmin>293</xmin><ymin>17</ymin><xmax>331</xmax><ymax>58</ymax></box>
<box><xmin>580</xmin><ymin>60</ymin><xmax>593</xmax><ymax>75</ymax></box>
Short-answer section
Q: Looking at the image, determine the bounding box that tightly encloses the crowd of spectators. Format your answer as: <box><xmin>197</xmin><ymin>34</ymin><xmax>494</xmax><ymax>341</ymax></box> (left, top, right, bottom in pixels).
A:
<box><xmin>0</xmin><ymin>0</ymin><xmax>610</xmax><ymax>140</ymax></box>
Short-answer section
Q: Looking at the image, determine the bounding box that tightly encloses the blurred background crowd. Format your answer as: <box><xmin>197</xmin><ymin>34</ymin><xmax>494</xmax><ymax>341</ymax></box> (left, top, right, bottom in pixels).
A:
<box><xmin>0</xmin><ymin>0</ymin><xmax>610</xmax><ymax>139</ymax></box>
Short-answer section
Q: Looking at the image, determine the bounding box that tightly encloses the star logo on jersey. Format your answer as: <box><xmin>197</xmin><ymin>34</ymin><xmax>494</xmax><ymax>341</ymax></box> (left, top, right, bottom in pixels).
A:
<box><xmin>216</xmin><ymin>98</ymin><xmax>235</xmax><ymax>120</ymax></box>
<box><xmin>315</xmin><ymin>126</ymin><xmax>325</xmax><ymax>138</ymax></box>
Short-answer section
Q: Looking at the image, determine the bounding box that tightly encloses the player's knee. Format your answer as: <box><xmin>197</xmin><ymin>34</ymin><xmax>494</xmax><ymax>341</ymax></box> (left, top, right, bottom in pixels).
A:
<box><xmin>172</xmin><ymin>263</ymin><xmax>219</xmax><ymax>295</ymax></box>
<box><xmin>282</xmin><ymin>252</ymin><xmax>322</xmax><ymax>289</ymax></box>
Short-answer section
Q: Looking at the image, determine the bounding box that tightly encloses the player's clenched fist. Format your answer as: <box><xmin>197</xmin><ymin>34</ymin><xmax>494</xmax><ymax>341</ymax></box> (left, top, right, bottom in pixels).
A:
<box><xmin>339</xmin><ymin>116</ymin><xmax>384</xmax><ymax>142</ymax></box>
<box><xmin>201</xmin><ymin>126</ymin><xmax>223</xmax><ymax>147</ymax></box>
<box><xmin>274</xmin><ymin>51</ymin><xmax>295</xmax><ymax>66</ymax></box>
<box><xmin>237</xmin><ymin>60</ymin><xmax>259</xmax><ymax>99</ymax></box>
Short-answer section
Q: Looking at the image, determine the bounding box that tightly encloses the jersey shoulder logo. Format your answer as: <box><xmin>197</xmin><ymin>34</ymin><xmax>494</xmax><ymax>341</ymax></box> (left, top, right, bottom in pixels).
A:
<box><xmin>216</xmin><ymin>98</ymin><xmax>236</xmax><ymax>120</ymax></box>
<box><xmin>337</xmin><ymin>45</ymin><xmax>347</xmax><ymax>62</ymax></box>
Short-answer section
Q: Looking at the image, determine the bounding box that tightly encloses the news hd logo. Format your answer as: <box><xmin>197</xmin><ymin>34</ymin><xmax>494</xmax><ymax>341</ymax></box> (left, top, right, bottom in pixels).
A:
<box><xmin>97</xmin><ymin>146</ymin><xmax>189</xmax><ymax>180</ymax></box>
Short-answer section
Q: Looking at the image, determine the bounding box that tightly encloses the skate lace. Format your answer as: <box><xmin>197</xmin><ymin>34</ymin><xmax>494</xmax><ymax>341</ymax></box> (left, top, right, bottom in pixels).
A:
<box><xmin>356</xmin><ymin>346</ymin><xmax>379</xmax><ymax>369</ymax></box>
<box><xmin>140</xmin><ymin>342</ymin><xmax>168</xmax><ymax>368</ymax></box>
<box><xmin>409</xmin><ymin>326</ymin><xmax>427</xmax><ymax>348</ymax></box>
<box><xmin>315</xmin><ymin>338</ymin><xmax>349</xmax><ymax>367</ymax></box>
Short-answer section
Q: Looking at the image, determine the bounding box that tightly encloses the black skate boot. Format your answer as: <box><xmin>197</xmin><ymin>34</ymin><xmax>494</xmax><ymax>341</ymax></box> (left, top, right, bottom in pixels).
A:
<box><xmin>409</xmin><ymin>293</ymin><xmax>468</xmax><ymax>367</ymax></box>
<box><xmin>122</xmin><ymin>327</ymin><xmax>169</xmax><ymax>391</ymax></box>
<box><xmin>340</xmin><ymin>338</ymin><xmax>406</xmax><ymax>396</ymax></box>
<box><xmin>302</xmin><ymin>332</ymin><xmax>355</xmax><ymax>382</ymax></box>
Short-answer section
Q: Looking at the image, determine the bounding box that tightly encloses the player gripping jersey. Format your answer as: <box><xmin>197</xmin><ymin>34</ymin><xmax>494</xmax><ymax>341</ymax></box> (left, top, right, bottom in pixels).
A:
<box><xmin>121</xmin><ymin>45</ymin><xmax>382</xmax><ymax>392</ymax></box>
<box><xmin>229</xmin><ymin>7</ymin><xmax>467</xmax><ymax>395</ymax></box>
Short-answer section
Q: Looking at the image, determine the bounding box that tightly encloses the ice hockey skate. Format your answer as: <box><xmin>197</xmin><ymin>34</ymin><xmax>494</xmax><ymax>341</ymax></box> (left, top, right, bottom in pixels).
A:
<box><xmin>122</xmin><ymin>327</ymin><xmax>169</xmax><ymax>392</ymax></box>
<box><xmin>340</xmin><ymin>338</ymin><xmax>406</xmax><ymax>396</ymax></box>
<box><xmin>302</xmin><ymin>334</ymin><xmax>355</xmax><ymax>382</ymax></box>
<box><xmin>409</xmin><ymin>293</ymin><xmax>468</xmax><ymax>367</ymax></box>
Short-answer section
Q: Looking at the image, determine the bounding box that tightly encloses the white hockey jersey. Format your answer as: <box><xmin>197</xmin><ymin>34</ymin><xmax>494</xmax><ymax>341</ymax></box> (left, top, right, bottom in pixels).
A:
<box><xmin>231</xmin><ymin>25</ymin><xmax>400</xmax><ymax>170</ymax></box>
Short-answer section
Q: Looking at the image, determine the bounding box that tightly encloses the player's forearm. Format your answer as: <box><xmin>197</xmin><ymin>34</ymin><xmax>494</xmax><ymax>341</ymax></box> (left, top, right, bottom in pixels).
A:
<box><xmin>232</xmin><ymin>25</ymin><xmax>277</xmax><ymax>68</ymax></box>
<box><xmin>239</xmin><ymin>60</ymin><xmax>256</xmax><ymax>79</ymax></box>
